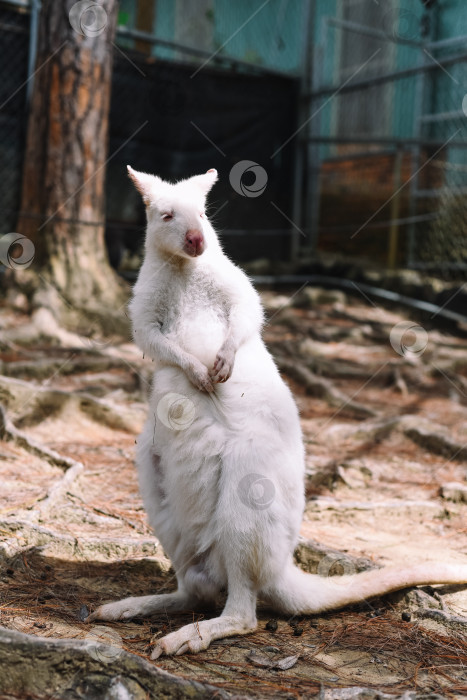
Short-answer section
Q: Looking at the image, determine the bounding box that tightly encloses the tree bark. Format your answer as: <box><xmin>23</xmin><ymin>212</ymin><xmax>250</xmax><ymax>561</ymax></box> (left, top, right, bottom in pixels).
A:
<box><xmin>16</xmin><ymin>0</ymin><xmax>128</xmax><ymax>332</ymax></box>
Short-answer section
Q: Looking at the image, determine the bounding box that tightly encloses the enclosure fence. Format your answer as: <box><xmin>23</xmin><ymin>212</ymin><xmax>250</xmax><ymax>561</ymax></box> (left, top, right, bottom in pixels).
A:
<box><xmin>0</xmin><ymin>0</ymin><xmax>302</xmax><ymax>269</ymax></box>
<box><xmin>2</xmin><ymin>0</ymin><xmax>467</xmax><ymax>276</ymax></box>
<box><xmin>302</xmin><ymin>1</ymin><xmax>467</xmax><ymax>277</ymax></box>
<box><xmin>0</xmin><ymin>0</ymin><xmax>32</xmax><ymax>235</ymax></box>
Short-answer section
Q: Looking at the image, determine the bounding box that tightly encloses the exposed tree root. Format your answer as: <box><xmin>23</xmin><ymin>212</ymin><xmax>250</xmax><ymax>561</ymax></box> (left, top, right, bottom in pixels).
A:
<box><xmin>294</xmin><ymin>537</ymin><xmax>378</xmax><ymax>576</ymax></box>
<box><xmin>318</xmin><ymin>413</ymin><xmax>467</xmax><ymax>463</ymax></box>
<box><xmin>276</xmin><ymin>357</ymin><xmax>377</xmax><ymax>419</ymax></box>
<box><xmin>431</xmin><ymin>364</ymin><xmax>467</xmax><ymax>403</ymax></box>
<box><xmin>275</xmin><ymin>338</ymin><xmax>377</xmax><ymax>380</ymax></box>
<box><xmin>270</xmin><ymin>333</ymin><xmax>432</xmax><ymax>403</ymax></box>
<box><xmin>400</xmin><ymin>416</ymin><xmax>467</xmax><ymax>461</ymax></box>
<box><xmin>0</xmin><ymin>305</ymin><xmax>130</xmax><ymax>349</ymax></box>
<box><xmin>341</xmin><ymin>416</ymin><xmax>401</xmax><ymax>443</ymax></box>
<box><xmin>35</xmin><ymin>461</ymin><xmax>84</xmax><ymax>513</ymax></box>
<box><xmin>0</xmin><ymin>626</ymin><xmax>226</xmax><ymax>700</ymax></box>
<box><xmin>0</xmin><ymin>353</ymin><xmax>138</xmax><ymax>381</ymax></box>
<box><xmin>0</xmin><ymin>518</ymin><xmax>162</xmax><ymax>562</ymax></box>
<box><xmin>415</xmin><ymin>607</ymin><xmax>467</xmax><ymax>633</ymax></box>
<box><xmin>0</xmin><ymin>375</ymin><xmax>142</xmax><ymax>433</ymax></box>
<box><xmin>0</xmin><ymin>404</ymin><xmax>79</xmax><ymax>471</ymax></box>
<box><xmin>392</xmin><ymin>367</ymin><xmax>409</xmax><ymax>396</ymax></box>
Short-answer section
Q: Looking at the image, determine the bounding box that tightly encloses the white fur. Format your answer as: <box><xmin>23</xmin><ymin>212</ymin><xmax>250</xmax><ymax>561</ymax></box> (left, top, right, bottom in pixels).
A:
<box><xmin>87</xmin><ymin>168</ymin><xmax>467</xmax><ymax>658</ymax></box>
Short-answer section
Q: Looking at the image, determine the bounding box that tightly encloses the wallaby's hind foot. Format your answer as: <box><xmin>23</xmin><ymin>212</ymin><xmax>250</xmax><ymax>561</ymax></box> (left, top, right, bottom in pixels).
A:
<box><xmin>86</xmin><ymin>591</ymin><xmax>194</xmax><ymax>623</ymax></box>
<box><xmin>151</xmin><ymin>614</ymin><xmax>257</xmax><ymax>659</ymax></box>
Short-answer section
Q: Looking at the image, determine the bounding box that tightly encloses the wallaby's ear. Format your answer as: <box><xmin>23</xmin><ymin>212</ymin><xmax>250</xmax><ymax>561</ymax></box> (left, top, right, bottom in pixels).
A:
<box><xmin>127</xmin><ymin>165</ymin><xmax>161</xmax><ymax>206</ymax></box>
<box><xmin>189</xmin><ymin>168</ymin><xmax>218</xmax><ymax>196</ymax></box>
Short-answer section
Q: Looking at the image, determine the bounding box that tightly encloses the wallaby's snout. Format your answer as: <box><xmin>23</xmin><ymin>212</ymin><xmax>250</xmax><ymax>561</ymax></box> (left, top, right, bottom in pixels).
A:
<box><xmin>184</xmin><ymin>229</ymin><xmax>205</xmax><ymax>257</ymax></box>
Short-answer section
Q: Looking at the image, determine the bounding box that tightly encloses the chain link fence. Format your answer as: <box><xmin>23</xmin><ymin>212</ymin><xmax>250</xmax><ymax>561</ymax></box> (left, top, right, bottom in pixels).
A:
<box><xmin>0</xmin><ymin>1</ymin><xmax>30</xmax><ymax>233</ymax></box>
<box><xmin>3</xmin><ymin>0</ymin><xmax>467</xmax><ymax>277</ymax></box>
<box><xmin>117</xmin><ymin>0</ymin><xmax>304</xmax><ymax>75</ymax></box>
<box><xmin>305</xmin><ymin>0</ymin><xmax>467</xmax><ymax>278</ymax></box>
<box><xmin>1</xmin><ymin>0</ymin><xmax>303</xmax><ymax>273</ymax></box>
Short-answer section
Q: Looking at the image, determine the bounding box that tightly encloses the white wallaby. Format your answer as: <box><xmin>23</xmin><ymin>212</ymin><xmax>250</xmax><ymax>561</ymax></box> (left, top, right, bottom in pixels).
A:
<box><xmin>87</xmin><ymin>167</ymin><xmax>467</xmax><ymax>659</ymax></box>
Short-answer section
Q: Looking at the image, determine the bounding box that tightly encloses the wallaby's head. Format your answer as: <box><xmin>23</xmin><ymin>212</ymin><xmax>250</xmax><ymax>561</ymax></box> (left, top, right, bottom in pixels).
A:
<box><xmin>127</xmin><ymin>166</ymin><xmax>218</xmax><ymax>260</ymax></box>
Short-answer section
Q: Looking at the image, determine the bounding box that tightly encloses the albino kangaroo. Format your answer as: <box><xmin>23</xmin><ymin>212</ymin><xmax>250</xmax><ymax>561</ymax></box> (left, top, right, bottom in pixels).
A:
<box><xmin>87</xmin><ymin>167</ymin><xmax>467</xmax><ymax>659</ymax></box>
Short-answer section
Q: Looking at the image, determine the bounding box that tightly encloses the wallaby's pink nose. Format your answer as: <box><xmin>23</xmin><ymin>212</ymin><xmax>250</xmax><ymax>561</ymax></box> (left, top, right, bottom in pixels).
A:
<box><xmin>184</xmin><ymin>230</ymin><xmax>205</xmax><ymax>257</ymax></box>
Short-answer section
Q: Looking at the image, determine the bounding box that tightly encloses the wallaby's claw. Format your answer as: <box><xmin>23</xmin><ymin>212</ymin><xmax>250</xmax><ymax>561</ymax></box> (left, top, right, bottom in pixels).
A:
<box><xmin>210</xmin><ymin>346</ymin><xmax>235</xmax><ymax>383</ymax></box>
<box><xmin>186</xmin><ymin>360</ymin><xmax>215</xmax><ymax>392</ymax></box>
<box><xmin>193</xmin><ymin>374</ymin><xmax>214</xmax><ymax>393</ymax></box>
<box><xmin>199</xmin><ymin>376</ymin><xmax>215</xmax><ymax>392</ymax></box>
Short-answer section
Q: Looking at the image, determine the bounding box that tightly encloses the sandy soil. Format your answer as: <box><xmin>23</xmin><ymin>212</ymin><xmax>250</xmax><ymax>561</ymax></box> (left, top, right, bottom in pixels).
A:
<box><xmin>0</xmin><ymin>288</ymin><xmax>466</xmax><ymax>699</ymax></box>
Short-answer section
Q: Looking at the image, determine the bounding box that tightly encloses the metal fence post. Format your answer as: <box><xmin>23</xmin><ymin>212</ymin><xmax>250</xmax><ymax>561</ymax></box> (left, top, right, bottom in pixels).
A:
<box><xmin>387</xmin><ymin>148</ymin><xmax>403</xmax><ymax>269</ymax></box>
<box><xmin>26</xmin><ymin>0</ymin><xmax>40</xmax><ymax>106</ymax></box>
<box><xmin>290</xmin><ymin>0</ymin><xmax>312</xmax><ymax>262</ymax></box>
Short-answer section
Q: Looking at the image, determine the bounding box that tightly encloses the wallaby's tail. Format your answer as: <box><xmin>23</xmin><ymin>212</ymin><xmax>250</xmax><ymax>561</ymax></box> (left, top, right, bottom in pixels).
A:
<box><xmin>267</xmin><ymin>563</ymin><xmax>467</xmax><ymax>615</ymax></box>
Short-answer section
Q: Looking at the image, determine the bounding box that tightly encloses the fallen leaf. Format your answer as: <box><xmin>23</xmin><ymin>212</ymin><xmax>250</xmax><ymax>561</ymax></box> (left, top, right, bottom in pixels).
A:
<box><xmin>276</xmin><ymin>655</ymin><xmax>299</xmax><ymax>670</ymax></box>
<box><xmin>246</xmin><ymin>650</ymin><xmax>299</xmax><ymax>670</ymax></box>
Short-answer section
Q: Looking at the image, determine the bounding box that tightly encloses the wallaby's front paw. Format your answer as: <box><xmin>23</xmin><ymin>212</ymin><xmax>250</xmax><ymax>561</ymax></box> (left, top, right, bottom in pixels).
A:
<box><xmin>210</xmin><ymin>345</ymin><xmax>235</xmax><ymax>384</ymax></box>
<box><xmin>186</xmin><ymin>360</ymin><xmax>214</xmax><ymax>393</ymax></box>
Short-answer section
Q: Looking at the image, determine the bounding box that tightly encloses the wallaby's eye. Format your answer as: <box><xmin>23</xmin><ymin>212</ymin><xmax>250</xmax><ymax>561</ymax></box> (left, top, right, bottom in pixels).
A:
<box><xmin>200</xmin><ymin>212</ymin><xmax>205</xmax><ymax>218</ymax></box>
<box><xmin>161</xmin><ymin>212</ymin><xmax>173</xmax><ymax>222</ymax></box>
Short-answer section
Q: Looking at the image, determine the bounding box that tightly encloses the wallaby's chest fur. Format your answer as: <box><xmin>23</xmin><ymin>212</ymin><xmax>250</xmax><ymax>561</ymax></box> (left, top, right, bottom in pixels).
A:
<box><xmin>148</xmin><ymin>264</ymin><xmax>231</xmax><ymax>366</ymax></box>
<box><xmin>159</xmin><ymin>267</ymin><xmax>228</xmax><ymax>330</ymax></box>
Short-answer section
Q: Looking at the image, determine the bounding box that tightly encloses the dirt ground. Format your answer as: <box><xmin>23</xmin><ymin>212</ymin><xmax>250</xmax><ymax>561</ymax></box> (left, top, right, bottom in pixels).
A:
<box><xmin>0</xmin><ymin>287</ymin><xmax>466</xmax><ymax>699</ymax></box>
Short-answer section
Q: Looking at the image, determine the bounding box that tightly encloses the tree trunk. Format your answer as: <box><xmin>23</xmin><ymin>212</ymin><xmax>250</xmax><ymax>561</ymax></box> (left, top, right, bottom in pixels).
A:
<box><xmin>16</xmin><ymin>0</ymin><xmax>128</xmax><ymax>332</ymax></box>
